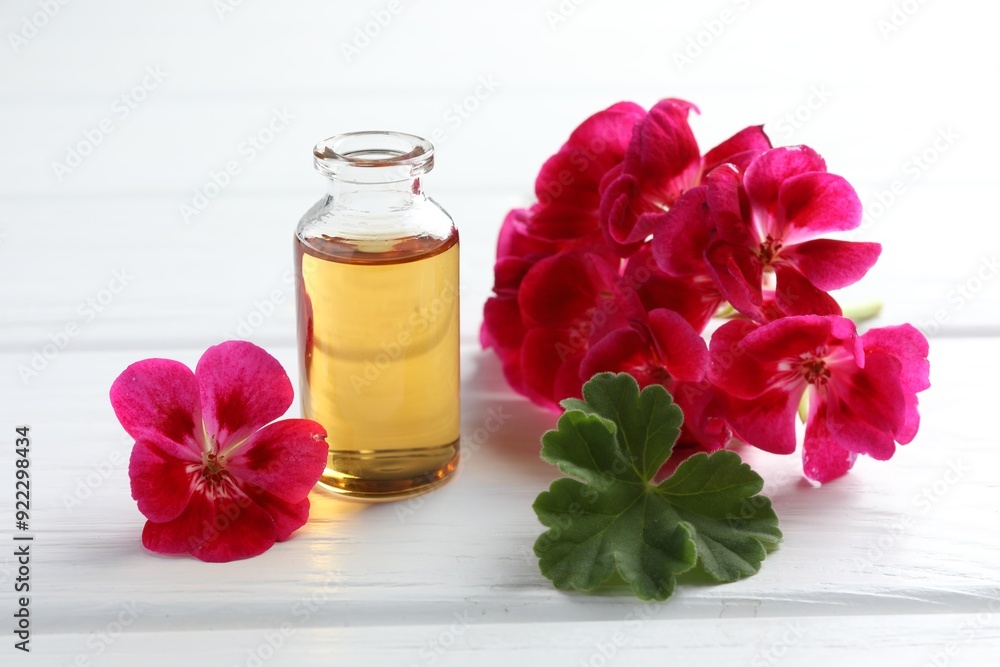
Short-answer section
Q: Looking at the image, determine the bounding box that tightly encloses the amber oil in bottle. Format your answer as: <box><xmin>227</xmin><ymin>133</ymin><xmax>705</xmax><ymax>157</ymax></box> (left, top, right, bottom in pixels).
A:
<box><xmin>295</xmin><ymin>131</ymin><xmax>460</xmax><ymax>500</ymax></box>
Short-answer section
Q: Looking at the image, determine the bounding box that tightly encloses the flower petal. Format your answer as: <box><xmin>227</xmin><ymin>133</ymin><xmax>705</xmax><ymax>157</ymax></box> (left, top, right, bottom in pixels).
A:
<box><xmin>531</xmin><ymin>102</ymin><xmax>645</xmax><ymax>241</ymax></box>
<box><xmin>650</xmin><ymin>186</ymin><xmax>712</xmax><ymax>277</ymax></box>
<box><xmin>824</xmin><ymin>384</ymin><xmax>898</xmax><ymax>462</ymax></box>
<box><xmin>781</xmin><ymin>239</ymin><xmax>882</xmax><ymax>291</ymax></box>
<box><xmin>826</xmin><ymin>354</ymin><xmax>905</xmax><ymax>460</ymax></box>
<box><xmin>708</xmin><ymin>319</ymin><xmax>766</xmax><ymax>398</ymax></box>
<box><xmin>110</xmin><ymin>358</ymin><xmax>203</xmax><ymax>457</ymax></box>
<box><xmin>141</xmin><ymin>488</ymin><xmax>216</xmax><ymax>556</ymax></box>
<box><xmin>723</xmin><ymin>388</ymin><xmax>800</xmax><ymax>455</ymax></box>
<box><xmin>600</xmin><ymin>99</ymin><xmax>701</xmax><ymax>254</ymax></box>
<box><xmin>482</xmin><ymin>294</ymin><xmax>526</xmax><ymax>352</ymax></box>
<box><xmin>196</xmin><ymin>341</ymin><xmax>295</xmax><ymax>449</ymax></box>
<box><xmin>776</xmin><ymin>172</ymin><xmax>863</xmax><ymax>243</ymax></box>
<box><xmin>704</xmin><ymin>164</ymin><xmax>755</xmax><ymax>246</ymax></box>
<box><xmin>497</xmin><ymin>208</ymin><xmax>559</xmax><ymax>259</ymax></box>
<box><xmin>861</xmin><ymin>324</ymin><xmax>930</xmax><ymax>444</ymax></box>
<box><xmin>240</xmin><ymin>484</ymin><xmax>312</xmax><ymax>542</ymax></box>
<box><xmin>647</xmin><ymin>309</ymin><xmax>709</xmax><ymax>382</ymax></box>
<box><xmin>579</xmin><ymin>327</ymin><xmax>664</xmax><ymax>388</ymax></box>
<box><xmin>141</xmin><ymin>482</ymin><xmax>279</xmax><ymax>562</ymax></box>
<box><xmin>861</xmin><ymin>325</ymin><xmax>931</xmax><ymax>394</ymax></box>
<box><xmin>773</xmin><ymin>263</ymin><xmax>843</xmax><ymax>318</ymax></box>
<box><xmin>521</xmin><ymin>329</ymin><xmax>580</xmax><ymax>410</ymax></box>
<box><xmin>803</xmin><ymin>399</ymin><xmax>858</xmax><ymax>483</ymax></box>
<box><xmin>672</xmin><ymin>380</ymin><xmax>732</xmax><ymax>452</ymax></box>
<box><xmin>227</xmin><ymin>419</ymin><xmax>329</xmax><ymax>504</ymax></box>
<box><xmin>702</xmin><ymin>125</ymin><xmax>772</xmax><ymax>175</ymax></box>
<box><xmin>518</xmin><ymin>251</ymin><xmax>617</xmax><ymax>330</ymax></box>
<box><xmin>705</xmin><ymin>241</ymin><xmax>764</xmax><ymax>320</ymax></box>
<box><xmin>629</xmin><ymin>244</ymin><xmax>722</xmax><ymax>332</ymax></box>
<box><xmin>743</xmin><ymin>146</ymin><xmax>827</xmax><ymax>226</ymax></box>
<box><xmin>129</xmin><ymin>434</ymin><xmax>197</xmax><ymax>523</ymax></box>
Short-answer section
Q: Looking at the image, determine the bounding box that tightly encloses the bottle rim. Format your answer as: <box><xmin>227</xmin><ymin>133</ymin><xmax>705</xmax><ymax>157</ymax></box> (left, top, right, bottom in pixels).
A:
<box><xmin>313</xmin><ymin>131</ymin><xmax>434</xmax><ymax>182</ymax></box>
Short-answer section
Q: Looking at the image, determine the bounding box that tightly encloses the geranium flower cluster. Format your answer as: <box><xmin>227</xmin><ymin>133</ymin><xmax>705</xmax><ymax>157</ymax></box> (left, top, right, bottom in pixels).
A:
<box><xmin>481</xmin><ymin>99</ymin><xmax>930</xmax><ymax>482</ymax></box>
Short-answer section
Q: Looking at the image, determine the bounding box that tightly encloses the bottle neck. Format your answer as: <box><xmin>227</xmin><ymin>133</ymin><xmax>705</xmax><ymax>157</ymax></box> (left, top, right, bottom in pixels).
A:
<box><xmin>325</xmin><ymin>176</ymin><xmax>424</xmax><ymax>212</ymax></box>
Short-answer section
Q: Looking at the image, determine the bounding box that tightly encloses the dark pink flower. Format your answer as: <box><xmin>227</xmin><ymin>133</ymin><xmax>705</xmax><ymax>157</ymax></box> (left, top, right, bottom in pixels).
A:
<box><xmin>708</xmin><ymin>316</ymin><xmax>930</xmax><ymax>482</ymax></box>
<box><xmin>703</xmin><ymin>147</ymin><xmax>882</xmax><ymax>321</ymax></box>
<box><xmin>600</xmin><ymin>99</ymin><xmax>771</xmax><ymax>255</ymax></box>
<box><xmin>528</xmin><ymin>101</ymin><xmax>646</xmax><ymax>241</ymax></box>
<box><xmin>110</xmin><ymin>341</ymin><xmax>329</xmax><ymax>562</ymax></box>
<box><xmin>481</xmin><ymin>208</ymin><xmax>616</xmax><ymax>399</ymax></box>
<box><xmin>517</xmin><ymin>248</ymin><xmax>623</xmax><ymax>407</ymax></box>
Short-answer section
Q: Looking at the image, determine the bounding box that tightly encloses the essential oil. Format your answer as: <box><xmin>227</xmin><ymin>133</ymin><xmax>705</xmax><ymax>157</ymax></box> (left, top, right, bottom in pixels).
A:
<box><xmin>295</xmin><ymin>131</ymin><xmax>460</xmax><ymax>500</ymax></box>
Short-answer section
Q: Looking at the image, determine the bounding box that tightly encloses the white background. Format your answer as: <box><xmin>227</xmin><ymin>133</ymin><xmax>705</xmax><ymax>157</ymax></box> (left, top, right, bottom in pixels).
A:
<box><xmin>1</xmin><ymin>1</ymin><xmax>999</xmax><ymax>665</ymax></box>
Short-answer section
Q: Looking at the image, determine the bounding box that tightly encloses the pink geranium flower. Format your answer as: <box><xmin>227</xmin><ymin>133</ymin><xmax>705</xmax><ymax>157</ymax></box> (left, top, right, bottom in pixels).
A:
<box><xmin>528</xmin><ymin>101</ymin><xmax>646</xmax><ymax>241</ymax></box>
<box><xmin>702</xmin><ymin>147</ymin><xmax>882</xmax><ymax>321</ymax></box>
<box><xmin>110</xmin><ymin>341</ymin><xmax>329</xmax><ymax>562</ymax></box>
<box><xmin>600</xmin><ymin>98</ymin><xmax>771</xmax><ymax>255</ymax></box>
<box><xmin>709</xmin><ymin>316</ymin><xmax>930</xmax><ymax>482</ymax></box>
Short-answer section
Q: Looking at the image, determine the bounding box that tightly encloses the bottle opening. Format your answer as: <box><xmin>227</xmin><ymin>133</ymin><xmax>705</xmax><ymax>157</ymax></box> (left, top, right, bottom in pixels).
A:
<box><xmin>314</xmin><ymin>131</ymin><xmax>434</xmax><ymax>183</ymax></box>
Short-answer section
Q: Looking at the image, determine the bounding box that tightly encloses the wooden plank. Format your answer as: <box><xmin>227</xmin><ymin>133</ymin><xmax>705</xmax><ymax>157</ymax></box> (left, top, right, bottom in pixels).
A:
<box><xmin>1</xmin><ymin>338</ymin><xmax>996</xmax><ymax>651</ymax></box>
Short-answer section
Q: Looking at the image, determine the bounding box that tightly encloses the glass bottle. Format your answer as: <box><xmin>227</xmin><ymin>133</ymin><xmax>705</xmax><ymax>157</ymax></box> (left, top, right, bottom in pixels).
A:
<box><xmin>295</xmin><ymin>131</ymin><xmax>460</xmax><ymax>501</ymax></box>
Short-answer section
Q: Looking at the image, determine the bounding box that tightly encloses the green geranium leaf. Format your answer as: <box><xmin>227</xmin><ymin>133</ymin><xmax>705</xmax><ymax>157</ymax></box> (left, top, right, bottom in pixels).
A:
<box><xmin>533</xmin><ymin>372</ymin><xmax>782</xmax><ymax>601</ymax></box>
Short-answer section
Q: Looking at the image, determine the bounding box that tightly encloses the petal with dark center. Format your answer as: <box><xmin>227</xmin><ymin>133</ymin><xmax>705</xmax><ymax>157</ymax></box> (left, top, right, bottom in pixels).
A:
<box><xmin>196</xmin><ymin>341</ymin><xmax>295</xmax><ymax>450</ymax></box>
<box><xmin>226</xmin><ymin>419</ymin><xmax>329</xmax><ymax>504</ymax></box>
<box><xmin>110</xmin><ymin>358</ymin><xmax>203</xmax><ymax>457</ymax></box>
<box><xmin>129</xmin><ymin>433</ymin><xmax>198</xmax><ymax>523</ymax></box>
<box><xmin>240</xmin><ymin>483</ymin><xmax>312</xmax><ymax>542</ymax></box>
<box><xmin>775</xmin><ymin>171</ymin><xmax>863</xmax><ymax>243</ymax></box>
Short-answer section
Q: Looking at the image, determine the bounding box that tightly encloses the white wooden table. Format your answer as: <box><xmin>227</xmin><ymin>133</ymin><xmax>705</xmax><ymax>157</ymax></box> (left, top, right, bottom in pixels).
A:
<box><xmin>2</xmin><ymin>1</ymin><xmax>999</xmax><ymax>664</ymax></box>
